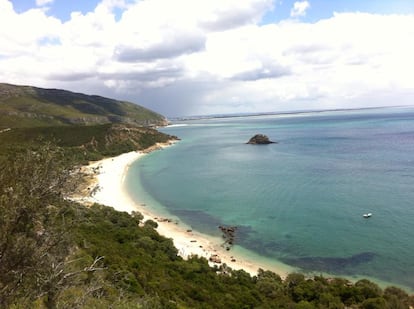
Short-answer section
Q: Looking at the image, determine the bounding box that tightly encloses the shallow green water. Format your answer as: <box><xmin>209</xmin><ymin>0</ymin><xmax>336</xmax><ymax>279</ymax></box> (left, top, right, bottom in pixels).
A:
<box><xmin>126</xmin><ymin>107</ymin><xmax>414</xmax><ymax>290</ymax></box>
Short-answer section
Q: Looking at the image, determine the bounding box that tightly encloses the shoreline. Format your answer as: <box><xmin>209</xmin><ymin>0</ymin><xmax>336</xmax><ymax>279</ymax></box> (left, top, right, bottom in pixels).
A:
<box><xmin>74</xmin><ymin>141</ymin><xmax>293</xmax><ymax>278</ymax></box>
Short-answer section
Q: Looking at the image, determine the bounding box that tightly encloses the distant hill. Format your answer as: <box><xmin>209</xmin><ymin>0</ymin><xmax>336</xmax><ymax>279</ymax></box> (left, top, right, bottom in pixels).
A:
<box><xmin>0</xmin><ymin>83</ymin><xmax>167</xmax><ymax>128</ymax></box>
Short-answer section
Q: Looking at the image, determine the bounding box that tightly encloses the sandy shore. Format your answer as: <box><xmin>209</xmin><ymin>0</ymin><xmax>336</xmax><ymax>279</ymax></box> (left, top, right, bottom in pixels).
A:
<box><xmin>74</xmin><ymin>142</ymin><xmax>292</xmax><ymax>278</ymax></box>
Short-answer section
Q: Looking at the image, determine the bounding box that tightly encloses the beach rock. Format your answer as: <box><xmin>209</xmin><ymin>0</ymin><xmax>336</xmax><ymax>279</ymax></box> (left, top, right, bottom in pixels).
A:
<box><xmin>219</xmin><ymin>225</ymin><xmax>237</xmax><ymax>250</ymax></box>
<box><xmin>246</xmin><ymin>134</ymin><xmax>276</xmax><ymax>144</ymax></box>
<box><xmin>209</xmin><ymin>254</ymin><xmax>222</xmax><ymax>264</ymax></box>
<box><xmin>157</xmin><ymin>217</ymin><xmax>173</xmax><ymax>223</ymax></box>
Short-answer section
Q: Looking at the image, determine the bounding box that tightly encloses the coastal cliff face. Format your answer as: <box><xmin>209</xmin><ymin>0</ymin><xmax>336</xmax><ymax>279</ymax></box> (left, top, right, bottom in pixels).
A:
<box><xmin>246</xmin><ymin>134</ymin><xmax>276</xmax><ymax>144</ymax></box>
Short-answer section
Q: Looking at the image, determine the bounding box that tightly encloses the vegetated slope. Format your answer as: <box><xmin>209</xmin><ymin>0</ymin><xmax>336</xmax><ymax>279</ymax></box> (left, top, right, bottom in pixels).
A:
<box><xmin>0</xmin><ymin>123</ymin><xmax>177</xmax><ymax>163</ymax></box>
<box><xmin>0</xmin><ymin>83</ymin><xmax>167</xmax><ymax>128</ymax></box>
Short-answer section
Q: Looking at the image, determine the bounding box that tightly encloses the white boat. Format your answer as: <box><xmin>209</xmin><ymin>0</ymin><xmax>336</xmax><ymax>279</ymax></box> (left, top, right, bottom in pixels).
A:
<box><xmin>363</xmin><ymin>213</ymin><xmax>372</xmax><ymax>218</ymax></box>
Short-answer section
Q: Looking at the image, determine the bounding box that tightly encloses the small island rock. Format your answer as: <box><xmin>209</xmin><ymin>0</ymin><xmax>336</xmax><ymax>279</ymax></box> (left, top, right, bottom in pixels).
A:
<box><xmin>246</xmin><ymin>134</ymin><xmax>276</xmax><ymax>144</ymax></box>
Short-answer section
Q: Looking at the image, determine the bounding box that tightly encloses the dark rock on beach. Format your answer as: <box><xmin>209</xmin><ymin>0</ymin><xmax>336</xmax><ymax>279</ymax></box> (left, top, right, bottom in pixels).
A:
<box><xmin>246</xmin><ymin>134</ymin><xmax>276</xmax><ymax>144</ymax></box>
<box><xmin>219</xmin><ymin>225</ymin><xmax>238</xmax><ymax>250</ymax></box>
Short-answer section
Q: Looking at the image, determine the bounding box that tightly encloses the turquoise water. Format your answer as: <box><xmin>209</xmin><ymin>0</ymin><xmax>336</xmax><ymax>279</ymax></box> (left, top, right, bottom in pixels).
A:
<box><xmin>126</xmin><ymin>107</ymin><xmax>414</xmax><ymax>290</ymax></box>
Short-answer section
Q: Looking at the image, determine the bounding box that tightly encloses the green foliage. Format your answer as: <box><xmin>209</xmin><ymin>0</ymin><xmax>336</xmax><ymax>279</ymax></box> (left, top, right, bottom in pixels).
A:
<box><xmin>355</xmin><ymin>279</ymin><xmax>383</xmax><ymax>301</ymax></box>
<box><xmin>0</xmin><ymin>123</ymin><xmax>176</xmax><ymax>163</ymax></box>
<box><xmin>0</xmin><ymin>83</ymin><xmax>166</xmax><ymax>128</ymax></box>
<box><xmin>256</xmin><ymin>269</ymin><xmax>283</xmax><ymax>299</ymax></box>
<box><xmin>0</xmin><ymin>144</ymin><xmax>75</xmax><ymax>307</ymax></box>
<box><xmin>360</xmin><ymin>297</ymin><xmax>387</xmax><ymax>309</ymax></box>
<box><xmin>383</xmin><ymin>286</ymin><xmax>411</xmax><ymax>309</ymax></box>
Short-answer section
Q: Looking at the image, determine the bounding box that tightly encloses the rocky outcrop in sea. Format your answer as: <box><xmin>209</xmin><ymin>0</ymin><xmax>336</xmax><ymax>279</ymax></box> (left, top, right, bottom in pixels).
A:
<box><xmin>246</xmin><ymin>134</ymin><xmax>276</xmax><ymax>144</ymax></box>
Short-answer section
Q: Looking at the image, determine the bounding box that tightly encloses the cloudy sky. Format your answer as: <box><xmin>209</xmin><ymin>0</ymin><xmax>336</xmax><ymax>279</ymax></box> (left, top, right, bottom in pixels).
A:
<box><xmin>1</xmin><ymin>0</ymin><xmax>414</xmax><ymax>117</ymax></box>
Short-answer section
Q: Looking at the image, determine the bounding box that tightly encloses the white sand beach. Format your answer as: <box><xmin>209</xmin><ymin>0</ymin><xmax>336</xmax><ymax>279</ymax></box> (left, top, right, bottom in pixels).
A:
<box><xmin>76</xmin><ymin>142</ymin><xmax>292</xmax><ymax>278</ymax></box>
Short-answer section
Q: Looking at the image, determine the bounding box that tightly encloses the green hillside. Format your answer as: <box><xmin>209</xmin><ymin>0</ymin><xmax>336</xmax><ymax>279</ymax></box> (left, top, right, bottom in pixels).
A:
<box><xmin>0</xmin><ymin>123</ymin><xmax>177</xmax><ymax>164</ymax></box>
<box><xmin>0</xmin><ymin>83</ymin><xmax>167</xmax><ymax>128</ymax></box>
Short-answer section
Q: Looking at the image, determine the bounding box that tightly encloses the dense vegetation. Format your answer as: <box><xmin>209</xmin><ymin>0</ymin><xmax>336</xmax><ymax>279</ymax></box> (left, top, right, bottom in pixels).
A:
<box><xmin>0</xmin><ymin>83</ymin><xmax>167</xmax><ymax>128</ymax></box>
<box><xmin>0</xmin><ymin>123</ymin><xmax>175</xmax><ymax>163</ymax></box>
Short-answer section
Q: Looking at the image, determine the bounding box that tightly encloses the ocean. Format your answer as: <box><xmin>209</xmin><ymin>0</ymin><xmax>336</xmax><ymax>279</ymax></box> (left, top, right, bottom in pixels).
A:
<box><xmin>125</xmin><ymin>107</ymin><xmax>414</xmax><ymax>291</ymax></box>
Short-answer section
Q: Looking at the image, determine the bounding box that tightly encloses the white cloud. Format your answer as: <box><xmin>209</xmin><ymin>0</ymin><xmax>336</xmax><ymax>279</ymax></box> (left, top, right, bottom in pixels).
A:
<box><xmin>290</xmin><ymin>1</ymin><xmax>310</xmax><ymax>17</ymax></box>
<box><xmin>197</xmin><ymin>0</ymin><xmax>273</xmax><ymax>30</ymax></box>
<box><xmin>0</xmin><ymin>3</ymin><xmax>61</xmax><ymax>56</ymax></box>
<box><xmin>0</xmin><ymin>0</ymin><xmax>413</xmax><ymax>116</ymax></box>
<box><xmin>36</xmin><ymin>0</ymin><xmax>54</xmax><ymax>7</ymax></box>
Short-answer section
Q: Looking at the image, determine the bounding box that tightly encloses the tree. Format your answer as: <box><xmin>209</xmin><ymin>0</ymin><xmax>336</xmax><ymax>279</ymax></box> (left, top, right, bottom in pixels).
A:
<box><xmin>355</xmin><ymin>279</ymin><xmax>382</xmax><ymax>301</ymax></box>
<box><xmin>0</xmin><ymin>144</ymin><xmax>75</xmax><ymax>307</ymax></box>
<box><xmin>256</xmin><ymin>269</ymin><xmax>283</xmax><ymax>299</ymax></box>
<box><xmin>360</xmin><ymin>297</ymin><xmax>387</xmax><ymax>309</ymax></box>
<box><xmin>383</xmin><ymin>286</ymin><xmax>411</xmax><ymax>309</ymax></box>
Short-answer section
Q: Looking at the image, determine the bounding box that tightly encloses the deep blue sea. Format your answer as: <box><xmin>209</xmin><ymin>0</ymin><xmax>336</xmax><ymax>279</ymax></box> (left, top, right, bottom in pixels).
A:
<box><xmin>126</xmin><ymin>107</ymin><xmax>414</xmax><ymax>291</ymax></box>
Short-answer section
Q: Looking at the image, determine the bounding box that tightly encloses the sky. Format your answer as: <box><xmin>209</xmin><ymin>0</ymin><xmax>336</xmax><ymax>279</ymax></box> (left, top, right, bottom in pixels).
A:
<box><xmin>1</xmin><ymin>0</ymin><xmax>414</xmax><ymax>117</ymax></box>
